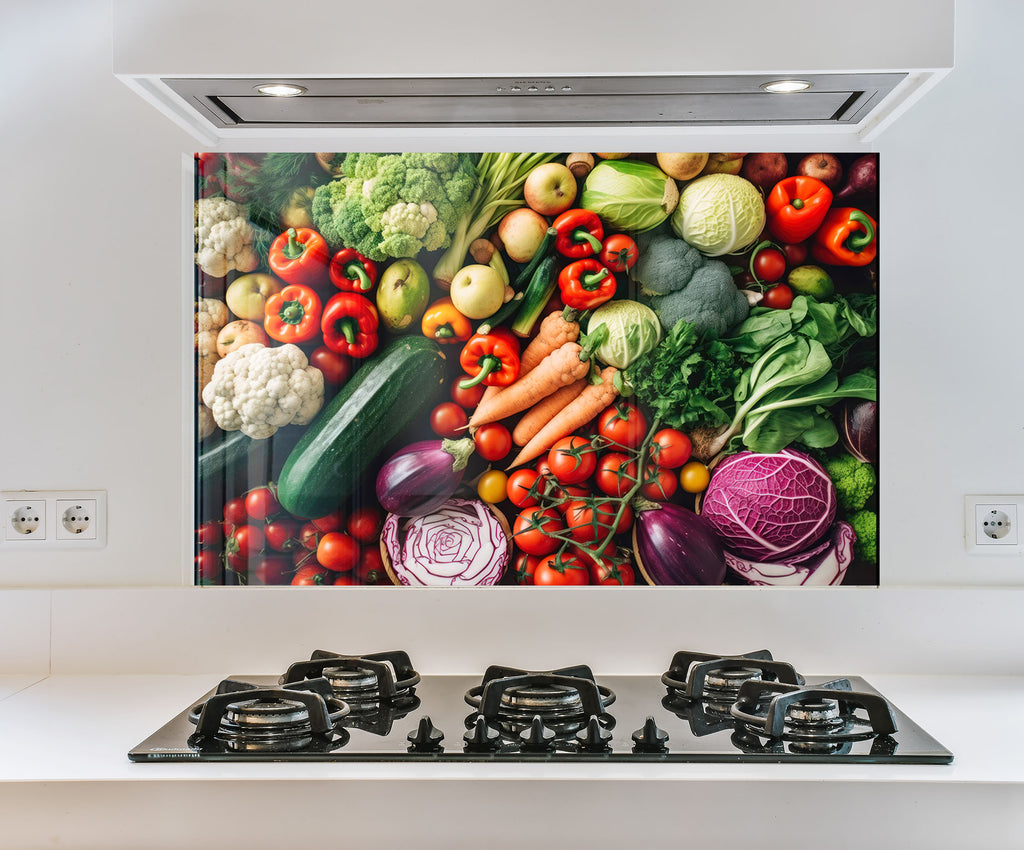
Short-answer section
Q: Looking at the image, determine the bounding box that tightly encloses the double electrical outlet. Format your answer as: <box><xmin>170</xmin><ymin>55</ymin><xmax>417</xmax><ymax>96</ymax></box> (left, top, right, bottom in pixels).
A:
<box><xmin>2</xmin><ymin>490</ymin><xmax>107</xmax><ymax>548</ymax></box>
<box><xmin>964</xmin><ymin>495</ymin><xmax>1024</xmax><ymax>556</ymax></box>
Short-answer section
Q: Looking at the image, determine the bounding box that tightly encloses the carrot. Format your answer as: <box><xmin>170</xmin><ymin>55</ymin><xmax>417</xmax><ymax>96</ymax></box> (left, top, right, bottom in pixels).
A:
<box><xmin>512</xmin><ymin>378</ymin><xmax>587</xmax><ymax>446</ymax></box>
<box><xmin>468</xmin><ymin>341</ymin><xmax>590</xmax><ymax>428</ymax></box>
<box><xmin>508</xmin><ymin>367</ymin><xmax>620</xmax><ymax>468</ymax></box>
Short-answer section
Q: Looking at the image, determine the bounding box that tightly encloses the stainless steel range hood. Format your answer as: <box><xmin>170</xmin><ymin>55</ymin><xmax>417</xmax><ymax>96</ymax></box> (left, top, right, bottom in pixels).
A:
<box><xmin>113</xmin><ymin>0</ymin><xmax>953</xmax><ymax>146</ymax></box>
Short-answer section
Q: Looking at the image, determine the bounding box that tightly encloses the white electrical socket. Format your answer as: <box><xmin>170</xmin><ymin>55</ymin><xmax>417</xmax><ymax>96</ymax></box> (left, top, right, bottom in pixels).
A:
<box><xmin>1</xmin><ymin>490</ymin><xmax>106</xmax><ymax>548</ymax></box>
<box><xmin>964</xmin><ymin>495</ymin><xmax>1024</xmax><ymax>555</ymax></box>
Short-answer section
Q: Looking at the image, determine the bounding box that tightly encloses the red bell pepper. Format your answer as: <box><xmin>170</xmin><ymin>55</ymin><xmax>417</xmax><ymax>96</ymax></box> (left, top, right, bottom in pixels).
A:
<box><xmin>552</xmin><ymin>209</ymin><xmax>604</xmax><ymax>258</ymax></box>
<box><xmin>765</xmin><ymin>176</ymin><xmax>834</xmax><ymax>244</ymax></box>
<box><xmin>320</xmin><ymin>292</ymin><xmax>379</xmax><ymax>358</ymax></box>
<box><xmin>458</xmin><ymin>328</ymin><xmax>521</xmax><ymax>389</ymax></box>
<box><xmin>557</xmin><ymin>259</ymin><xmax>617</xmax><ymax>310</ymax></box>
<box><xmin>268</xmin><ymin>228</ymin><xmax>330</xmax><ymax>287</ymax></box>
<box><xmin>328</xmin><ymin>248</ymin><xmax>379</xmax><ymax>293</ymax></box>
<box><xmin>811</xmin><ymin>208</ymin><xmax>878</xmax><ymax>267</ymax></box>
<box><xmin>264</xmin><ymin>285</ymin><xmax>323</xmax><ymax>344</ymax></box>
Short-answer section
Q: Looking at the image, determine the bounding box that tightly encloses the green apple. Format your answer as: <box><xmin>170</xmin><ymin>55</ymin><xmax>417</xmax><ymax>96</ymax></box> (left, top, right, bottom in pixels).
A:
<box><xmin>449</xmin><ymin>264</ymin><xmax>506</xmax><ymax>320</ymax></box>
<box><xmin>376</xmin><ymin>259</ymin><xmax>430</xmax><ymax>332</ymax></box>
<box><xmin>225</xmin><ymin>273</ymin><xmax>284</xmax><ymax>320</ymax></box>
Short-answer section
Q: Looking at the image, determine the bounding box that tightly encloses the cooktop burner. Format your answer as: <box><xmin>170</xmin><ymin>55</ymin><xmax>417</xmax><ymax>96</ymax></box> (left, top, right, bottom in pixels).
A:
<box><xmin>129</xmin><ymin>649</ymin><xmax>954</xmax><ymax>764</ymax></box>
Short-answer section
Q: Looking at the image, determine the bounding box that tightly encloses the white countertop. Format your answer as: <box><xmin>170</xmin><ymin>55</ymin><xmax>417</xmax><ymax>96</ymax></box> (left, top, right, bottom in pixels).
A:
<box><xmin>0</xmin><ymin>672</ymin><xmax>1021</xmax><ymax>849</ymax></box>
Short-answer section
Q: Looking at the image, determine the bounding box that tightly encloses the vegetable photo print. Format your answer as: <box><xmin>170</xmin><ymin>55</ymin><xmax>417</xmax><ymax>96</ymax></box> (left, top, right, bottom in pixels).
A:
<box><xmin>193</xmin><ymin>152</ymin><xmax>879</xmax><ymax>588</ymax></box>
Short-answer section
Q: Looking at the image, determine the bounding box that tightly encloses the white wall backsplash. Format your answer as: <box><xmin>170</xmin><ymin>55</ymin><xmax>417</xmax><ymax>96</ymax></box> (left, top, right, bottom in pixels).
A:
<box><xmin>1</xmin><ymin>0</ymin><xmax>1022</xmax><ymax>591</ymax></box>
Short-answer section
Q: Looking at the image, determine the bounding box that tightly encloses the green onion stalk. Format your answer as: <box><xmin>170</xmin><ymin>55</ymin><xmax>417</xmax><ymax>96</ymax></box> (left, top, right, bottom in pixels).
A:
<box><xmin>432</xmin><ymin>152</ymin><xmax>560</xmax><ymax>288</ymax></box>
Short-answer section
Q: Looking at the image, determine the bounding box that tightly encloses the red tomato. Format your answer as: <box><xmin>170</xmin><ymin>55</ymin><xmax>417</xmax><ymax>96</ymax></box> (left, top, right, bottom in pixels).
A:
<box><xmin>599</xmin><ymin>233</ymin><xmax>639</xmax><ymax>272</ymax></box>
<box><xmin>195</xmin><ymin>520</ymin><xmax>222</xmax><ymax>549</ymax></box>
<box><xmin>780</xmin><ymin>241</ymin><xmax>809</xmax><ymax>267</ymax></box>
<box><xmin>597</xmin><ymin>403</ymin><xmax>648</xmax><ymax>449</ymax></box>
<box><xmin>590</xmin><ymin>559</ymin><xmax>637</xmax><ymax>586</ymax></box>
<box><xmin>649</xmin><ymin>429</ymin><xmax>693</xmax><ymax>469</ymax></box>
<box><xmin>354</xmin><ymin>546</ymin><xmax>387</xmax><ymax>585</ymax></box>
<box><xmin>310</xmin><ymin>346</ymin><xmax>352</xmax><ymax>386</ymax></box>
<box><xmin>347</xmin><ymin>505</ymin><xmax>384</xmax><ymax>543</ymax></box>
<box><xmin>763</xmin><ymin>283</ymin><xmax>794</xmax><ymax>310</ymax></box>
<box><xmin>316</xmin><ymin>532</ymin><xmax>361</xmax><ymax>572</ymax></box>
<box><xmin>223</xmin><ymin>497</ymin><xmax>248</xmax><ymax>527</ymax></box>
<box><xmin>547</xmin><ymin>436</ymin><xmax>597</xmax><ymax>485</ymax></box>
<box><xmin>474</xmin><ymin>423</ymin><xmax>513</xmax><ymax>462</ymax></box>
<box><xmin>291</xmin><ymin>564</ymin><xmax>333</xmax><ymax>586</ymax></box>
<box><xmin>552</xmin><ymin>485</ymin><xmax>589</xmax><ymax>513</ymax></box>
<box><xmin>230</xmin><ymin>524</ymin><xmax>264</xmax><ymax>558</ymax></box>
<box><xmin>194</xmin><ymin>550</ymin><xmax>222</xmax><ymax>583</ymax></box>
<box><xmin>244</xmin><ymin>485</ymin><xmax>280</xmax><ymax>521</ymax></box>
<box><xmin>563</xmin><ymin>500</ymin><xmax>612</xmax><ymax>543</ymax></box>
<box><xmin>311</xmin><ymin>510</ymin><xmax>345</xmax><ymax>533</ymax></box>
<box><xmin>512</xmin><ymin>552</ymin><xmax>541</xmax><ymax>585</ymax></box>
<box><xmin>292</xmin><ymin>548</ymin><xmax>319</xmax><ymax>569</ymax></box>
<box><xmin>640</xmin><ymin>465</ymin><xmax>678</xmax><ymax>500</ymax></box>
<box><xmin>595</xmin><ymin>452</ymin><xmax>639</xmax><ymax>498</ymax></box>
<box><xmin>506</xmin><ymin>469</ymin><xmax>541</xmax><ymax>508</ymax></box>
<box><xmin>252</xmin><ymin>554</ymin><xmax>293</xmax><ymax>585</ymax></box>
<box><xmin>430</xmin><ymin>401</ymin><xmax>469</xmax><ymax>438</ymax></box>
<box><xmin>751</xmin><ymin>247</ymin><xmax>786</xmax><ymax>284</ymax></box>
<box><xmin>450</xmin><ymin>377</ymin><xmax>486</xmax><ymax>409</ymax></box>
<box><xmin>298</xmin><ymin>522</ymin><xmax>323</xmax><ymax>551</ymax></box>
<box><xmin>533</xmin><ymin>553</ymin><xmax>590</xmax><ymax>586</ymax></box>
<box><xmin>512</xmin><ymin>507</ymin><xmax>564</xmax><ymax>556</ymax></box>
<box><xmin>264</xmin><ymin>518</ymin><xmax>299</xmax><ymax>552</ymax></box>
<box><xmin>332</xmin><ymin>573</ymin><xmax>356</xmax><ymax>586</ymax></box>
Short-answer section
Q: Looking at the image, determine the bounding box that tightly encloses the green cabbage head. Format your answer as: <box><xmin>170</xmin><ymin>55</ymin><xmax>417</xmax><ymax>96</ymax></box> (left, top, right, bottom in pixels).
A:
<box><xmin>670</xmin><ymin>173</ymin><xmax>765</xmax><ymax>257</ymax></box>
<box><xmin>581</xmin><ymin>160</ymin><xmax>680</xmax><ymax>232</ymax></box>
<box><xmin>587</xmin><ymin>300</ymin><xmax>662</xmax><ymax>369</ymax></box>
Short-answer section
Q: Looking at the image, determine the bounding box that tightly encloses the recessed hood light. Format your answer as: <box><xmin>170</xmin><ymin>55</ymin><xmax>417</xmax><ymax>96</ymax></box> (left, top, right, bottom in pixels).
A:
<box><xmin>760</xmin><ymin>80</ymin><xmax>813</xmax><ymax>93</ymax></box>
<box><xmin>255</xmin><ymin>83</ymin><xmax>306</xmax><ymax>97</ymax></box>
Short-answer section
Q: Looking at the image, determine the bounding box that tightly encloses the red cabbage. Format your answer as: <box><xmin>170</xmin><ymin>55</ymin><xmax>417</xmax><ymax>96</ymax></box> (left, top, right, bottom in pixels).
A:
<box><xmin>700</xmin><ymin>449</ymin><xmax>837</xmax><ymax>561</ymax></box>
<box><xmin>724</xmin><ymin>521</ymin><xmax>856</xmax><ymax>586</ymax></box>
<box><xmin>382</xmin><ymin>498</ymin><xmax>509</xmax><ymax>587</ymax></box>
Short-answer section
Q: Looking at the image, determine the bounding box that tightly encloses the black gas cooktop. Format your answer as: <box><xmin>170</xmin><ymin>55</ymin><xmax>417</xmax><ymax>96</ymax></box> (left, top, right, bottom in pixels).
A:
<box><xmin>128</xmin><ymin>649</ymin><xmax>953</xmax><ymax>764</ymax></box>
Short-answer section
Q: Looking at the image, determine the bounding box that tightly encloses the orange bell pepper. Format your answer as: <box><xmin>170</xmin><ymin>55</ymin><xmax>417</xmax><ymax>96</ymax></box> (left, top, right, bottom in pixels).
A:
<box><xmin>421</xmin><ymin>297</ymin><xmax>473</xmax><ymax>344</ymax></box>
<box><xmin>811</xmin><ymin>208</ymin><xmax>878</xmax><ymax>267</ymax></box>
<box><xmin>264</xmin><ymin>284</ymin><xmax>322</xmax><ymax>344</ymax></box>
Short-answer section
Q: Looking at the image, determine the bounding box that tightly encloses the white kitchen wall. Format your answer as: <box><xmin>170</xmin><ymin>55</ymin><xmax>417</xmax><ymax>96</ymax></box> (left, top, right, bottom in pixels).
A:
<box><xmin>1</xmin><ymin>0</ymin><xmax>1022</xmax><ymax>591</ymax></box>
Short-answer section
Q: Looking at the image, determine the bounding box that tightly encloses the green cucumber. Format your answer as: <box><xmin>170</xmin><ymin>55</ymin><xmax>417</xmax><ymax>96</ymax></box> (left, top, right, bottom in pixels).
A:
<box><xmin>197</xmin><ymin>430</ymin><xmax>252</xmax><ymax>482</ymax></box>
<box><xmin>511</xmin><ymin>254</ymin><xmax>558</xmax><ymax>337</ymax></box>
<box><xmin>276</xmin><ymin>336</ymin><xmax>447</xmax><ymax>518</ymax></box>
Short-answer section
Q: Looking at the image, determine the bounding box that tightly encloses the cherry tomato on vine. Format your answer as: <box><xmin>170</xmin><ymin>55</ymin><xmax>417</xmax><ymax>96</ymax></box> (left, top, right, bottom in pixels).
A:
<box><xmin>474</xmin><ymin>423</ymin><xmax>513</xmax><ymax>462</ymax></box>
<box><xmin>590</xmin><ymin>559</ymin><xmax>637</xmax><ymax>586</ymax></box>
<box><xmin>533</xmin><ymin>553</ymin><xmax>590</xmax><ymax>586</ymax></box>
<box><xmin>599</xmin><ymin>233</ymin><xmax>639</xmax><ymax>272</ymax></box>
<box><xmin>597</xmin><ymin>402</ymin><xmax>648</xmax><ymax>449</ymax></box>
<box><xmin>298</xmin><ymin>522</ymin><xmax>323</xmax><ymax>551</ymax></box>
<box><xmin>195</xmin><ymin>520</ymin><xmax>222</xmax><ymax>549</ymax></box>
<box><xmin>316</xmin><ymin>532</ymin><xmax>361</xmax><ymax>572</ymax></box>
<box><xmin>512</xmin><ymin>552</ymin><xmax>541</xmax><ymax>585</ymax></box>
<box><xmin>640</xmin><ymin>465</ymin><xmax>678</xmax><ymax>500</ymax></box>
<box><xmin>763</xmin><ymin>283</ymin><xmax>794</xmax><ymax>310</ymax></box>
<box><xmin>563</xmin><ymin>500</ymin><xmax>622</xmax><ymax>543</ymax></box>
<box><xmin>547</xmin><ymin>435</ymin><xmax>597</xmax><ymax>485</ymax></box>
<box><xmin>649</xmin><ymin>428</ymin><xmax>692</xmax><ymax>470</ymax></box>
<box><xmin>595</xmin><ymin>452</ymin><xmax>638</xmax><ymax>498</ymax></box>
<box><xmin>506</xmin><ymin>469</ymin><xmax>541</xmax><ymax>508</ymax></box>
<box><xmin>679</xmin><ymin>460</ymin><xmax>711</xmax><ymax>494</ymax></box>
<box><xmin>347</xmin><ymin>505</ymin><xmax>384</xmax><ymax>543</ymax></box>
<box><xmin>229</xmin><ymin>524</ymin><xmax>264</xmax><ymax>558</ymax></box>
<box><xmin>450</xmin><ymin>377</ymin><xmax>486</xmax><ymax>409</ymax></box>
<box><xmin>252</xmin><ymin>554</ymin><xmax>293</xmax><ymax>585</ymax></box>
<box><xmin>477</xmin><ymin>469</ymin><xmax>509</xmax><ymax>504</ymax></box>
<box><xmin>311</xmin><ymin>509</ymin><xmax>345</xmax><ymax>533</ymax></box>
<box><xmin>430</xmin><ymin>401</ymin><xmax>468</xmax><ymax>438</ymax></box>
<box><xmin>264</xmin><ymin>518</ymin><xmax>299</xmax><ymax>552</ymax></box>
<box><xmin>244</xmin><ymin>485</ymin><xmax>280</xmax><ymax>521</ymax></box>
<box><xmin>332</xmin><ymin>573</ymin><xmax>356</xmax><ymax>586</ymax></box>
<box><xmin>223</xmin><ymin>497</ymin><xmax>248</xmax><ymax>527</ymax></box>
<box><xmin>552</xmin><ymin>485</ymin><xmax>589</xmax><ymax>512</ymax></box>
<box><xmin>512</xmin><ymin>507</ymin><xmax>564</xmax><ymax>556</ymax></box>
<box><xmin>751</xmin><ymin>247</ymin><xmax>786</xmax><ymax>284</ymax></box>
<box><xmin>780</xmin><ymin>241</ymin><xmax>808</xmax><ymax>267</ymax></box>
<box><xmin>355</xmin><ymin>547</ymin><xmax>387</xmax><ymax>585</ymax></box>
<box><xmin>291</xmin><ymin>564</ymin><xmax>334</xmax><ymax>586</ymax></box>
<box><xmin>309</xmin><ymin>346</ymin><xmax>352</xmax><ymax>386</ymax></box>
<box><xmin>194</xmin><ymin>550</ymin><xmax>222</xmax><ymax>583</ymax></box>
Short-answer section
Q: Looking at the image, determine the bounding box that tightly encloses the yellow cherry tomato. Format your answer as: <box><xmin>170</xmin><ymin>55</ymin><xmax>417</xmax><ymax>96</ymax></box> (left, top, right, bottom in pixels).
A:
<box><xmin>477</xmin><ymin>469</ymin><xmax>509</xmax><ymax>504</ymax></box>
<box><xmin>679</xmin><ymin>460</ymin><xmax>711</xmax><ymax>494</ymax></box>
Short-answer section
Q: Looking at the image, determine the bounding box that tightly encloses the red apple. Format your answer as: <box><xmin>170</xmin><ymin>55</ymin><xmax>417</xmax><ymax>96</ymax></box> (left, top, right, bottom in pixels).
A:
<box><xmin>497</xmin><ymin>207</ymin><xmax>550</xmax><ymax>263</ymax></box>
<box><xmin>796</xmin><ymin>153</ymin><xmax>843</xmax><ymax>190</ymax></box>
<box><xmin>216</xmin><ymin>320</ymin><xmax>269</xmax><ymax>357</ymax></box>
<box><xmin>523</xmin><ymin>162</ymin><xmax>578</xmax><ymax>216</ymax></box>
<box><xmin>740</xmin><ymin>152</ymin><xmax>789</xmax><ymax>191</ymax></box>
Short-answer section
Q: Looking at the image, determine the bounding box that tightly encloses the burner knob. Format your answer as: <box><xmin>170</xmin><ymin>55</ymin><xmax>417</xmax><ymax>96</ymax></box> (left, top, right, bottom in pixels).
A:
<box><xmin>631</xmin><ymin>716</ymin><xmax>669</xmax><ymax>753</ymax></box>
<box><xmin>576</xmin><ymin>715</ymin><xmax>612</xmax><ymax>752</ymax></box>
<box><xmin>463</xmin><ymin>715</ymin><xmax>501</xmax><ymax>752</ymax></box>
<box><xmin>407</xmin><ymin>716</ymin><xmax>444</xmax><ymax>753</ymax></box>
<box><xmin>520</xmin><ymin>715</ymin><xmax>557</xmax><ymax>752</ymax></box>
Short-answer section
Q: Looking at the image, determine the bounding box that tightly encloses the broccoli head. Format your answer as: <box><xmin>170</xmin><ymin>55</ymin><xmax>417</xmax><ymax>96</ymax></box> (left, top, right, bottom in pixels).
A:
<box><xmin>824</xmin><ymin>454</ymin><xmax>877</xmax><ymax>513</ymax></box>
<box><xmin>311</xmin><ymin>152</ymin><xmax>478</xmax><ymax>262</ymax></box>
<box><xmin>849</xmin><ymin>510</ymin><xmax>878</xmax><ymax>564</ymax></box>
<box><xmin>633</xmin><ymin>229</ymin><xmax>749</xmax><ymax>336</ymax></box>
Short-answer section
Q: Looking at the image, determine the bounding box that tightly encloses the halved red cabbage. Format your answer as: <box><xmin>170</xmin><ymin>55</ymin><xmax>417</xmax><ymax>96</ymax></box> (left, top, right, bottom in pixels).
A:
<box><xmin>382</xmin><ymin>498</ymin><xmax>508</xmax><ymax>587</ymax></box>
<box><xmin>700</xmin><ymin>449</ymin><xmax>837</xmax><ymax>561</ymax></box>
<box><xmin>724</xmin><ymin>521</ymin><xmax>856</xmax><ymax>586</ymax></box>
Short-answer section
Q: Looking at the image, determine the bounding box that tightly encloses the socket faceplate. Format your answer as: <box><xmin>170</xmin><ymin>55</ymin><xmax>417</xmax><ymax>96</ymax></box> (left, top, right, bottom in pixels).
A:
<box><xmin>0</xmin><ymin>491</ymin><xmax>106</xmax><ymax>548</ymax></box>
<box><xmin>964</xmin><ymin>495</ymin><xmax>1024</xmax><ymax>555</ymax></box>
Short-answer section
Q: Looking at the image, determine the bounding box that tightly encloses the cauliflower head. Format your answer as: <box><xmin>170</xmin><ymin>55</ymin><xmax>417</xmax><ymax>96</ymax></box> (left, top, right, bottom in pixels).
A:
<box><xmin>201</xmin><ymin>343</ymin><xmax>324</xmax><ymax>440</ymax></box>
<box><xmin>195</xmin><ymin>297</ymin><xmax>228</xmax><ymax>333</ymax></box>
<box><xmin>195</xmin><ymin>197</ymin><xmax>260</xmax><ymax>278</ymax></box>
<box><xmin>311</xmin><ymin>152</ymin><xmax>478</xmax><ymax>261</ymax></box>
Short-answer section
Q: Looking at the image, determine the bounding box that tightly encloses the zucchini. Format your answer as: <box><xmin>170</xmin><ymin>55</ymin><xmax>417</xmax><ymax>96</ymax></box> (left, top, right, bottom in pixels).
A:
<box><xmin>276</xmin><ymin>336</ymin><xmax>447</xmax><ymax>518</ymax></box>
<box><xmin>197</xmin><ymin>430</ymin><xmax>252</xmax><ymax>482</ymax></box>
<box><xmin>510</xmin><ymin>253</ymin><xmax>558</xmax><ymax>337</ymax></box>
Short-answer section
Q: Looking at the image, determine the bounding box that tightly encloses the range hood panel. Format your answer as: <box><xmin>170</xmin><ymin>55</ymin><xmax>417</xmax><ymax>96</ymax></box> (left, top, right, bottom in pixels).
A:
<box><xmin>168</xmin><ymin>75</ymin><xmax>900</xmax><ymax>129</ymax></box>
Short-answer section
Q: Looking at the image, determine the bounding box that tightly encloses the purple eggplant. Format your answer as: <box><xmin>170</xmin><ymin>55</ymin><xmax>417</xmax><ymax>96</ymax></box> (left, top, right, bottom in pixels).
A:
<box><xmin>836</xmin><ymin>153</ymin><xmax>878</xmax><ymax>202</ymax></box>
<box><xmin>839</xmin><ymin>400</ymin><xmax>878</xmax><ymax>464</ymax></box>
<box><xmin>632</xmin><ymin>502</ymin><xmax>726</xmax><ymax>585</ymax></box>
<box><xmin>375</xmin><ymin>438</ymin><xmax>475</xmax><ymax>517</ymax></box>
